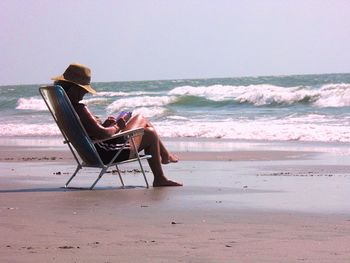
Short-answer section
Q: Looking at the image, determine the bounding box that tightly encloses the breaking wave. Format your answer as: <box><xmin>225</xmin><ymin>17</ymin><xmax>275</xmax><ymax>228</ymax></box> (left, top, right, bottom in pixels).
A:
<box><xmin>168</xmin><ymin>83</ymin><xmax>350</xmax><ymax>107</ymax></box>
<box><xmin>16</xmin><ymin>97</ymin><xmax>47</xmax><ymax>111</ymax></box>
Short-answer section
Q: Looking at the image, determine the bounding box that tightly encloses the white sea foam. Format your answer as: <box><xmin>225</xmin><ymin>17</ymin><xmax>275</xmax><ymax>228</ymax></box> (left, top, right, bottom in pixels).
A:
<box><xmin>235</xmin><ymin>85</ymin><xmax>317</xmax><ymax>106</ymax></box>
<box><xmin>106</xmin><ymin>96</ymin><xmax>177</xmax><ymax>113</ymax></box>
<box><xmin>132</xmin><ymin>107</ymin><xmax>167</xmax><ymax>118</ymax></box>
<box><xmin>81</xmin><ymin>97</ymin><xmax>108</xmax><ymax>106</ymax></box>
<box><xmin>0</xmin><ymin>123</ymin><xmax>60</xmax><ymax>136</ymax></box>
<box><xmin>314</xmin><ymin>84</ymin><xmax>350</xmax><ymax>107</ymax></box>
<box><xmin>16</xmin><ymin>97</ymin><xmax>47</xmax><ymax>111</ymax></box>
<box><xmin>169</xmin><ymin>85</ymin><xmax>243</xmax><ymax>101</ymax></box>
<box><xmin>167</xmin><ymin>115</ymin><xmax>189</xmax><ymax>121</ymax></box>
<box><xmin>156</xmin><ymin>121</ymin><xmax>350</xmax><ymax>142</ymax></box>
<box><xmin>97</xmin><ymin>91</ymin><xmax>157</xmax><ymax>97</ymax></box>
<box><xmin>154</xmin><ymin>115</ymin><xmax>350</xmax><ymax>142</ymax></box>
<box><xmin>1</xmin><ymin>114</ymin><xmax>350</xmax><ymax>142</ymax></box>
<box><xmin>169</xmin><ymin>83</ymin><xmax>350</xmax><ymax>107</ymax></box>
<box><xmin>169</xmin><ymin>84</ymin><xmax>318</xmax><ymax>105</ymax></box>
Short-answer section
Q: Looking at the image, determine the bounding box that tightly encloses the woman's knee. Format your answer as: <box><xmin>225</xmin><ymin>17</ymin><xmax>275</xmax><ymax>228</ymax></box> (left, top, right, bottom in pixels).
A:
<box><xmin>141</xmin><ymin>127</ymin><xmax>159</xmax><ymax>147</ymax></box>
<box><xmin>134</xmin><ymin>113</ymin><xmax>152</xmax><ymax>126</ymax></box>
<box><xmin>126</xmin><ymin>113</ymin><xmax>147</xmax><ymax>128</ymax></box>
<box><xmin>144</xmin><ymin>126</ymin><xmax>158</xmax><ymax>139</ymax></box>
<box><xmin>133</xmin><ymin>113</ymin><xmax>146</xmax><ymax>121</ymax></box>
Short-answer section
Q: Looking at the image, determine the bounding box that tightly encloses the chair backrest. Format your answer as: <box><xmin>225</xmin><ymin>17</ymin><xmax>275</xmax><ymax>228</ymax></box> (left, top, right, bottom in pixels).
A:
<box><xmin>39</xmin><ymin>85</ymin><xmax>101</xmax><ymax>166</ymax></box>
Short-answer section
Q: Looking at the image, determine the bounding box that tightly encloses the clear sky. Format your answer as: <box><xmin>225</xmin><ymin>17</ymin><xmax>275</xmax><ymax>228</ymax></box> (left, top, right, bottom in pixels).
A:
<box><xmin>1</xmin><ymin>0</ymin><xmax>350</xmax><ymax>85</ymax></box>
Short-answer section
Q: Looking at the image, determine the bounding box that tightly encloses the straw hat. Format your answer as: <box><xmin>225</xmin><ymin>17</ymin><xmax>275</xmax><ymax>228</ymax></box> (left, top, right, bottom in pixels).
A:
<box><xmin>52</xmin><ymin>63</ymin><xmax>97</xmax><ymax>94</ymax></box>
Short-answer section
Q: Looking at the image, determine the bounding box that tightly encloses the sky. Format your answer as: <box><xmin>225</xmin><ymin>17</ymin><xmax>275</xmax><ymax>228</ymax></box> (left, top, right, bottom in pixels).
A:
<box><xmin>1</xmin><ymin>0</ymin><xmax>350</xmax><ymax>85</ymax></box>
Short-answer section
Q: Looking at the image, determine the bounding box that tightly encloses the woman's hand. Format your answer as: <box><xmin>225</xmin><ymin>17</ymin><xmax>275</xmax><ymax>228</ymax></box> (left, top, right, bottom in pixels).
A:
<box><xmin>116</xmin><ymin>117</ymin><xmax>127</xmax><ymax>129</ymax></box>
<box><xmin>102</xmin><ymin>116</ymin><xmax>116</xmax><ymax>127</ymax></box>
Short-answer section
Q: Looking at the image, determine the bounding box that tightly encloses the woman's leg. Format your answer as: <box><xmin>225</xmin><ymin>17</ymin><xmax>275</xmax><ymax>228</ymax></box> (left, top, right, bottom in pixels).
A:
<box><xmin>158</xmin><ymin>137</ymin><xmax>179</xmax><ymax>164</ymax></box>
<box><xmin>123</xmin><ymin>114</ymin><xmax>182</xmax><ymax>186</ymax></box>
<box><xmin>139</xmin><ymin>127</ymin><xmax>182</xmax><ymax>186</ymax></box>
<box><xmin>125</xmin><ymin>114</ymin><xmax>178</xmax><ymax>164</ymax></box>
<box><xmin>145</xmin><ymin>124</ymin><xmax>178</xmax><ymax>164</ymax></box>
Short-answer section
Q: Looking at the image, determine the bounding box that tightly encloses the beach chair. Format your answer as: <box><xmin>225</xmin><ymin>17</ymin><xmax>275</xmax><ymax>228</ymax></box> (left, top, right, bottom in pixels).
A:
<box><xmin>39</xmin><ymin>85</ymin><xmax>151</xmax><ymax>189</ymax></box>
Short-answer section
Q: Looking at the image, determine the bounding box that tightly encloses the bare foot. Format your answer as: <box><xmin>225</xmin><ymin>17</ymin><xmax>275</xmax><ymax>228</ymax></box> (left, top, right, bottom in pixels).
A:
<box><xmin>153</xmin><ymin>179</ymin><xmax>183</xmax><ymax>187</ymax></box>
<box><xmin>161</xmin><ymin>153</ymin><xmax>179</xmax><ymax>164</ymax></box>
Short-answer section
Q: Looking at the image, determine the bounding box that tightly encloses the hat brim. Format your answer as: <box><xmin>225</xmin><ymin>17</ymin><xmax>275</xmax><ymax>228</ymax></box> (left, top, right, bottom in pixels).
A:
<box><xmin>51</xmin><ymin>75</ymin><xmax>97</xmax><ymax>94</ymax></box>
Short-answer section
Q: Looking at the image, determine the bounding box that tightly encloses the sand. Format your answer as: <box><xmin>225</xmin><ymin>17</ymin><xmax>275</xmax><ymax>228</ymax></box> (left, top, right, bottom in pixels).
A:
<box><xmin>1</xmin><ymin>138</ymin><xmax>350</xmax><ymax>262</ymax></box>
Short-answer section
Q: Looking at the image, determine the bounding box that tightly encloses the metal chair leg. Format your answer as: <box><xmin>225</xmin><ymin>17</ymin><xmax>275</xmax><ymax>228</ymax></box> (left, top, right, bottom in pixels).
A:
<box><xmin>115</xmin><ymin>165</ymin><xmax>125</xmax><ymax>188</ymax></box>
<box><xmin>89</xmin><ymin>167</ymin><xmax>107</xmax><ymax>190</ymax></box>
<box><xmin>137</xmin><ymin>157</ymin><xmax>149</xmax><ymax>188</ymax></box>
<box><xmin>130</xmin><ymin>138</ymin><xmax>149</xmax><ymax>188</ymax></box>
<box><xmin>65</xmin><ymin>164</ymin><xmax>81</xmax><ymax>188</ymax></box>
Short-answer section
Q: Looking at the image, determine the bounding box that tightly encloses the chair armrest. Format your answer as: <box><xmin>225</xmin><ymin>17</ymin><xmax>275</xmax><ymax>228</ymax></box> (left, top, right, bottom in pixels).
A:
<box><xmin>92</xmin><ymin>128</ymin><xmax>144</xmax><ymax>144</ymax></box>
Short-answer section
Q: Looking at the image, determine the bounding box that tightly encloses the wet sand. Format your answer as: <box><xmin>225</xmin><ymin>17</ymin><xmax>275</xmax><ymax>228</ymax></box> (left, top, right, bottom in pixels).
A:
<box><xmin>1</xmin><ymin>138</ymin><xmax>350</xmax><ymax>262</ymax></box>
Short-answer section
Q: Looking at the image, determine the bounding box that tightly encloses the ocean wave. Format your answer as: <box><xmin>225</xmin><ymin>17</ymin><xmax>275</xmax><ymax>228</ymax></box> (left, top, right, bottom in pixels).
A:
<box><xmin>132</xmin><ymin>107</ymin><xmax>167</xmax><ymax>118</ymax></box>
<box><xmin>169</xmin><ymin>85</ymin><xmax>243</xmax><ymax>101</ymax></box>
<box><xmin>168</xmin><ymin>83</ymin><xmax>350</xmax><ymax>107</ymax></box>
<box><xmin>155</xmin><ymin>118</ymin><xmax>350</xmax><ymax>142</ymax></box>
<box><xmin>81</xmin><ymin>97</ymin><xmax>109</xmax><ymax>106</ymax></box>
<box><xmin>314</xmin><ymin>84</ymin><xmax>350</xmax><ymax>107</ymax></box>
<box><xmin>96</xmin><ymin>91</ymin><xmax>158</xmax><ymax>97</ymax></box>
<box><xmin>234</xmin><ymin>85</ymin><xmax>317</xmax><ymax>106</ymax></box>
<box><xmin>106</xmin><ymin>96</ymin><xmax>177</xmax><ymax>113</ymax></box>
<box><xmin>2</xmin><ymin>115</ymin><xmax>350</xmax><ymax>142</ymax></box>
<box><xmin>0</xmin><ymin>123</ymin><xmax>59</xmax><ymax>136</ymax></box>
<box><xmin>16</xmin><ymin>97</ymin><xmax>47</xmax><ymax>111</ymax></box>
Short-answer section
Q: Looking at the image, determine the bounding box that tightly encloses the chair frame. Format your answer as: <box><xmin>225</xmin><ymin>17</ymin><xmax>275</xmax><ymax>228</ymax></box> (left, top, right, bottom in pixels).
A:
<box><xmin>39</xmin><ymin>85</ymin><xmax>151</xmax><ymax>189</ymax></box>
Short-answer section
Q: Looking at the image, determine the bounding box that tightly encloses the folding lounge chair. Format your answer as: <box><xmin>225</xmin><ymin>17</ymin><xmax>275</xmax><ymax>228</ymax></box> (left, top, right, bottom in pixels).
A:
<box><xmin>39</xmin><ymin>85</ymin><xmax>152</xmax><ymax>189</ymax></box>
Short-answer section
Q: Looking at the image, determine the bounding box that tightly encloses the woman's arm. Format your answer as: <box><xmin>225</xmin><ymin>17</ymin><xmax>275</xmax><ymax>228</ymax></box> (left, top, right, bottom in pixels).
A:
<box><xmin>75</xmin><ymin>104</ymin><xmax>120</xmax><ymax>139</ymax></box>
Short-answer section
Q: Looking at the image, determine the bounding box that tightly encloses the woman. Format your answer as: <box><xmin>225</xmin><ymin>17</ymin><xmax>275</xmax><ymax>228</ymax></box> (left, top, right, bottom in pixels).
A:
<box><xmin>52</xmin><ymin>63</ymin><xmax>182</xmax><ymax>187</ymax></box>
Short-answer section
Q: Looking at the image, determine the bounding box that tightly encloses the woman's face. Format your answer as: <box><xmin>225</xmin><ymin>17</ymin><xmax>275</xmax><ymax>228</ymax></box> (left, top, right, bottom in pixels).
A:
<box><xmin>55</xmin><ymin>81</ymin><xmax>88</xmax><ymax>103</ymax></box>
<box><xmin>67</xmin><ymin>86</ymin><xmax>88</xmax><ymax>103</ymax></box>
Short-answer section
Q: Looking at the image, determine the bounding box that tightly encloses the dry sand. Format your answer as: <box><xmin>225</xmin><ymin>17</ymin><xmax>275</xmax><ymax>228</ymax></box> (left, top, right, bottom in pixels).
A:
<box><xmin>1</xmin><ymin>139</ymin><xmax>350</xmax><ymax>262</ymax></box>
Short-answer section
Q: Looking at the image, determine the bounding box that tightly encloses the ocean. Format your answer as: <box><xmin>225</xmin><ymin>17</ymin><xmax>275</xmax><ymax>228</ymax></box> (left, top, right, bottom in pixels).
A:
<box><xmin>1</xmin><ymin>73</ymin><xmax>350</xmax><ymax>143</ymax></box>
